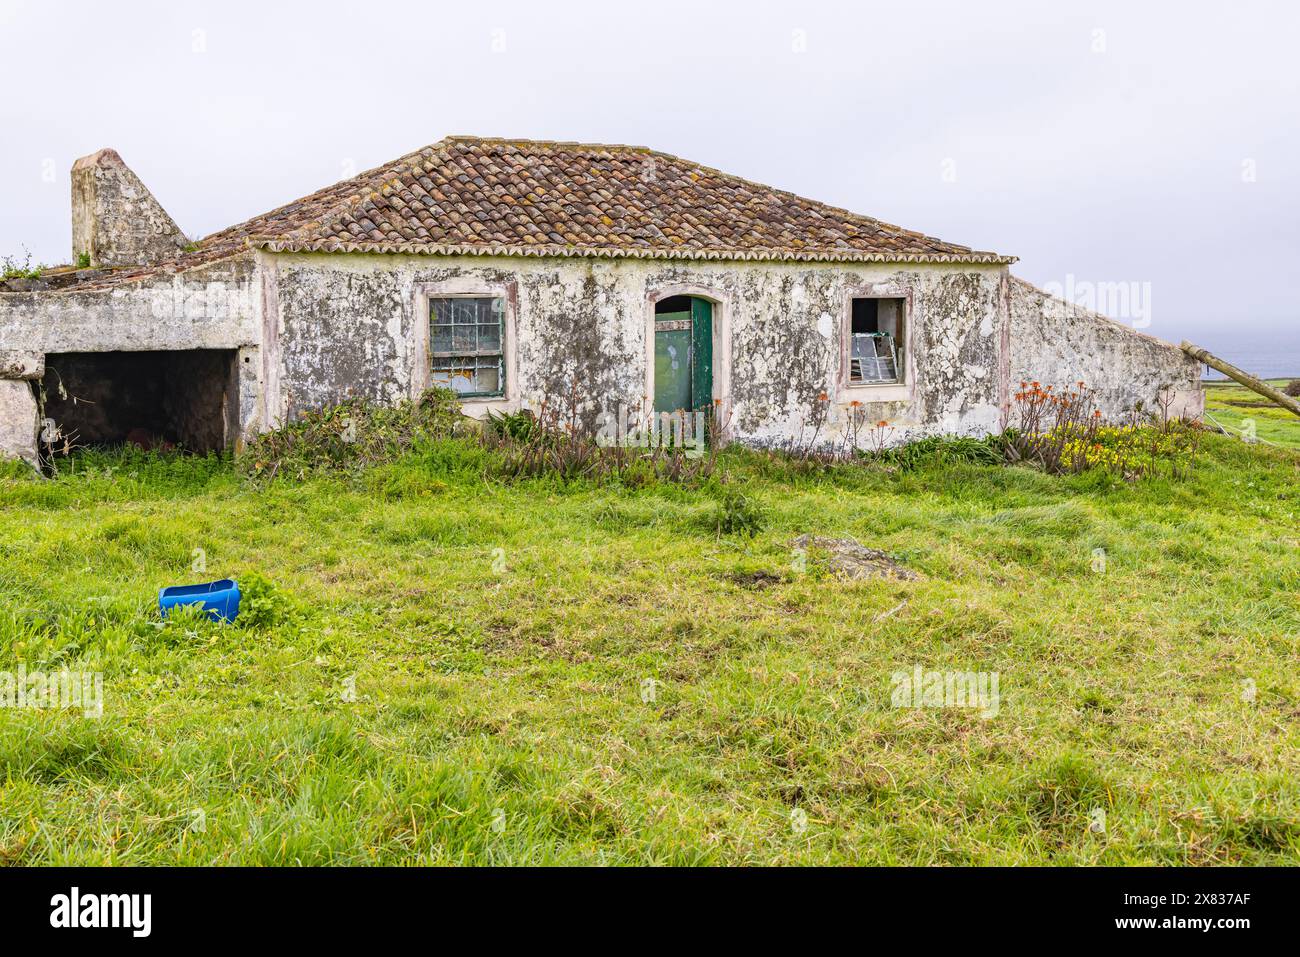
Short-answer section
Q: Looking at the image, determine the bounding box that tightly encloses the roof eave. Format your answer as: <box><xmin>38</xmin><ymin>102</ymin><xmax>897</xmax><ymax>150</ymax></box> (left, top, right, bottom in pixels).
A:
<box><xmin>249</xmin><ymin>238</ymin><xmax>1017</xmax><ymax>266</ymax></box>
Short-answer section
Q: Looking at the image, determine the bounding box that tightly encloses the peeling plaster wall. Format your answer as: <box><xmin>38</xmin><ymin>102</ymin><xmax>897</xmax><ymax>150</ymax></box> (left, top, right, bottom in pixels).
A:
<box><xmin>271</xmin><ymin>252</ymin><xmax>1010</xmax><ymax>445</ymax></box>
<box><xmin>71</xmin><ymin>148</ymin><xmax>189</xmax><ymax>268</ymax></box>
<box><xmin>276</xmin><ymin>266</ymin><xmax>414</xmax><ymax>417</ymax></box>
<box><xmin>0</xmin><ymin>380</ymin><xmax>38</xmax><ymax>467</ymax></box>
<box><xmin>0</xmin><ymin>259</ymin><xmax>259</xmax><ymax>353</ymax></box>
<box><xmin>1009</xmin><ymin>278</ymin><xmax>1203</xmax><ymax>419</ymax></box>
<box><xmin>0</xmin><ymin>257</ymin><xmax>264</xmax><ymax>460</ymax></box>
<box><xmin>1</xmin><ymin>249</ymin><xmax>1205</xmax><ymax>469</ymax></box>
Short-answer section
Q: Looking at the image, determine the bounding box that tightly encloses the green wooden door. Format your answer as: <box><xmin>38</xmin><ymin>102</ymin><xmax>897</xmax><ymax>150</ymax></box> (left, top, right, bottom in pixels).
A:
<box><xmin>654</xmin><ymin>313</ymin><xmax>692</xmax><ymax>415</ymax></box>
<box><xmin>690</xmin><ymin>298</ymin><xmax>713</xmax><ymax>415</ymax></box>
<box><xmin>653</xmin><ymin>299</ymin><xmax>713</xmax><ymax>415</ymax></box>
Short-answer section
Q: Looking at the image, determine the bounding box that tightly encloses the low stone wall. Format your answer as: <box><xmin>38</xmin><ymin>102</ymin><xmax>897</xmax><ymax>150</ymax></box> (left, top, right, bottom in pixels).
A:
<box><xmin>1008</xmin><ymin>278</ymin><xmax>1202</xmax><ymax>420</ymax></box>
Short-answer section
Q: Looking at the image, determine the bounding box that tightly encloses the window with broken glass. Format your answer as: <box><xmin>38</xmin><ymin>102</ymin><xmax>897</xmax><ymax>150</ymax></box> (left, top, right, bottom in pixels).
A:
<box><xmin>429</xmin><ymin>297</ymin><xmax>505</xmax><ymax>397</ymax></box>
<box><xmin>848</xmin><ymin>297</ymin><xmax>905</xmax><ymax>385</ymax></box>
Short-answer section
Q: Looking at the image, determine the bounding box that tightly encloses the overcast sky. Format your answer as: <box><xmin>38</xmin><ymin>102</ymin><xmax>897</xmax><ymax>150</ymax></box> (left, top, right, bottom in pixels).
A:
<box><xmin>1</xmin><ymin>0</ymin><xmax>1296</xmax><ymax>346</ymax></box>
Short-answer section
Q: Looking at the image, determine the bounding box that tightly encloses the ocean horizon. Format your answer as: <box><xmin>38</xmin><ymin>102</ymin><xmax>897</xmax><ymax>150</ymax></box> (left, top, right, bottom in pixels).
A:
<box><xmin>1151</xmin><ymin>328</ymin><xmax>1299</xmax><ymax>381</ymax></box>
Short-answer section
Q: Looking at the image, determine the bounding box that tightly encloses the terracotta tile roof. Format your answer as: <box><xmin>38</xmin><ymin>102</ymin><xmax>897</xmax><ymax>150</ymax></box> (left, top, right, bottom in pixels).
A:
<box><xmin>251</xmin><ymin>136</ymin><xmax>1013</xmax><ymax>263</ymax></box>
<box><xmin>63</xmin><ymin>136</ymin><xmax>1014</xmax><ymax>290</ymax></box>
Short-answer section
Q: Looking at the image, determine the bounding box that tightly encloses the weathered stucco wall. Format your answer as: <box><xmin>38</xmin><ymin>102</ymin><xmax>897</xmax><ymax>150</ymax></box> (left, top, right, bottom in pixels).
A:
<box><xmin>0</xmin><ymin>380</ymin><xmax>38</xmax><ymax>467</ymax></box>
<box><xmin>71</xmin><ymin>148</ymin><xmax>189</xmax><ymax>268</ymax></box>
<box><xmin>1</xmin><ymin>249</ymin><xmax>1209</xmax><ymax>467</ymax></box>
<box><xmin>0</xmin><ymin>257</ymin><xmax>264</xmax><ymax>463</ymax></box>
<box><xmin>1009</xmin><ymin>278</ymin><xmax>1203</xmax><ymax>419</ymax></box>
<box><xmin>268</xmin><ymin>252</ymin><xmax>1010</xmax><ymax>445</ymax></box>
<box><xmin>0</xmin><ymin>259</ymin><xmax>259</xmax><ymax>354</ymax></box>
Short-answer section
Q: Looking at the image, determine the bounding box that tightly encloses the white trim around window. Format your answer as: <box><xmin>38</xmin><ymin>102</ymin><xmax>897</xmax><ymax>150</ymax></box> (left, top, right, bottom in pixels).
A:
<box><xmin>412</xmin><ymin>279</ymin><xmax>519</xmax><ymax>415</ymax></box>
<box><xmin>838</xmin><ymin>281</ymin><xmax>915</xmax><ymax>404</ymax></box>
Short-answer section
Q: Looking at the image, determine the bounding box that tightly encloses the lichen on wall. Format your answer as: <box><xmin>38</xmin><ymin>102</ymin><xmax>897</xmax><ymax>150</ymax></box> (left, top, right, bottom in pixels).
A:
<box><xmin>277</xmin><ymin>267</ymin><xmax>414</xmax><ymax>417</ymax></box>
<box><xmin>269</xmin><ymin>252</ymin><xmax>1010</xmax><ymax>447</ymax></box>
<box><xmin>709</xmin><ymin>268</ymin><xmax>838</xmax><ymax>437</ymax></box>
<box><xmin>515</xmin><ymin>264</ymin><xmax>642</xmax><ymax>431</ymax></box>
<box><xmin>1008</xmin><ymin>278</ymin><xmax>1203</xmax><ymax>419</ymax></box>
<box><xmin>912</xmin><ymin>271</ymin><xmax>1003</xmax><ymax>435</ymax></box>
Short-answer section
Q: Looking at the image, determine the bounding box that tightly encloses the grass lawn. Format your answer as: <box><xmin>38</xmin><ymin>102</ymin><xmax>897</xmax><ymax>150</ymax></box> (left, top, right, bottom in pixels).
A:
<box><xmin>0</xmin><ymin>431</ymin><xmax>1297</xmax><ymax>865</ymax></box>
<box><xmin>1204</xmin><ymin>378</ymin><xmax>1300</xmax><ymax>449</ymax></box>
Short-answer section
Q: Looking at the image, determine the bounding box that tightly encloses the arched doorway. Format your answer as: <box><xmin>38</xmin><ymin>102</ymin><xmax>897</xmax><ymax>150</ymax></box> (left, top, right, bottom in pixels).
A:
<box><xmin>652</xmin><ymin>294</ymin><xmax>713</xmax><ymax>416</ymax></box>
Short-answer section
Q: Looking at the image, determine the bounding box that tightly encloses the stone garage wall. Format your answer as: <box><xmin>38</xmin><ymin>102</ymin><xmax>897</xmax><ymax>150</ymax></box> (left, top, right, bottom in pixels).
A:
<box><xmin>0</xmin><ymin>380</ymin><xmax>38</xmax><ymax>467</ymax></box>
<box><xmin>268</xmin><ymin>252</ymin><xmax>1011</xmax><ymax>446</ymax></box>
<box><xmin>0</xmin><ymin>258</ymin><xmax>258</xmax><ymax>354</ymax></box>
<box><xmin>1009</xmin><ymin>278</ymin><xmax>1202</xmax><ymax>420</ymax></box>
<box><xmin>0</xmin><ymin>257</ymin><xmax>262</xmax><ymax>465</ymax></box>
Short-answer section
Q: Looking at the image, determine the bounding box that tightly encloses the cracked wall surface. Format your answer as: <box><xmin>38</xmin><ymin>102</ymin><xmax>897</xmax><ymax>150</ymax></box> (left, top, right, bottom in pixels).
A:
<box><xmin>270</xmin><ymin>252</ymin><xmax>1009</xmax><ymax>446</ymax></box>
<box><xmin>0</xmin><ymin>257</ymin><xmax>263</xmax><ymax>462</ymax></box>
<box><xmin>1</xmin><ymin>249</ymin><xmax>1207</xmax><ymax>467</ymax></box>
<box><xmin>1009</xmin><ymin>278</ymin><xmax>1203</xmax><ymax>419</ymax></box>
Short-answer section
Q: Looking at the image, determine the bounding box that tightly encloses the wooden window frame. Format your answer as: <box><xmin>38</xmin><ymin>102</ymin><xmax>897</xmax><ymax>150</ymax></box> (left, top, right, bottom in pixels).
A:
<box><xmin>412</xmin><ymin>280</ymin><xmax>519</xmax><ymax>413</ymax></box>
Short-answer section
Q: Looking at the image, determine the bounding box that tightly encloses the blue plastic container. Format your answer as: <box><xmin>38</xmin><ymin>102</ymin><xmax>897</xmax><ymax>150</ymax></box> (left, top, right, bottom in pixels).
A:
<box><xmin>158</xmin><ymin>579</ymin><xmax>241</xmax><ymax>623</ymax></box>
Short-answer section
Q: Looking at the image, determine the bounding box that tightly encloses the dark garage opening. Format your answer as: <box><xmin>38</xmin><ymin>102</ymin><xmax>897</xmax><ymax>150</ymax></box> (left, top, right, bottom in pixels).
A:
<box><xmin>41</xmin><ymin>350</ymin><xmax>238</xmax><ymax>454</ymax></box>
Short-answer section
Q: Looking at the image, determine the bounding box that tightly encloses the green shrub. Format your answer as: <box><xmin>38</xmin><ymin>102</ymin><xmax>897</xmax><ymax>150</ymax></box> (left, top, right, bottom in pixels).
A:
<box><xmin>238</xmin><ymin>389</ymin><xmax>463</xmax><ymax>482</ymax></box>
<box><xmin>235</xmin><ymin>570</ymin><xmax>302</xmax><ymax>630</ymax></box>
<box><xmin>872</xmin><ymin>434</ymin><xmax>1005</xmax><ymax>470</ymax></box>
<box><xmin>1005</xmin><ymin>381</ymin><xmax>1202</xmax><ymax>480</ymax></box>
<box><xmin>0</xmin><ymin>247</ymin><xmax>43</xmax><ymax>280</ymax></box>
<box><xmin>484</xmin><ymin>408</ymin><xmax>542</xmax><ymax>442</ymax></box>
<box><xmin>712</xmin><ymin>485</ymin><xmax>765</xmax><ymax>537</ymax></box>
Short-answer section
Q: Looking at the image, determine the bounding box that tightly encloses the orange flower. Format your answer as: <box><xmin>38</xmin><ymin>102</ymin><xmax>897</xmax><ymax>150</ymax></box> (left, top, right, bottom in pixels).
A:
<box><xmin>876</xmin><ymin>420</ymin><xmax>889</xmax><ymax>428</ymax></box>
<box><xmin>817</xmin><ymin>391</ymin><xmax>829</xmax><ymax>402</ymax></box>
<box><xmin>1093</xmin><ymin>410</ymin><xmax>1102</xmax><ymax>418</ymax></box>
<box><xmin>849</xmin><ymin>400</ymin><xmax>862</xmax><ymax>408</ymax></box>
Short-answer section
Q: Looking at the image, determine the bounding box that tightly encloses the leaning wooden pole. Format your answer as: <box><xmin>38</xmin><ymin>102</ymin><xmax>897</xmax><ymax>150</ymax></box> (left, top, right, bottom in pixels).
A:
<box><xmin>1181</xmin><ymin>341</ymin><xmax>1300</xmax><ymax>419</ymax></box>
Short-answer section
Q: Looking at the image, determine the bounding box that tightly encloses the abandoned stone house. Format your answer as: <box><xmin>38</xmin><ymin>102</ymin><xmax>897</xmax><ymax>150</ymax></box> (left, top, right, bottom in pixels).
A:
<box><xmin>0</xmin><ymin>136</ymin><xmax>1202</xmax><ymax>467</ymax></box>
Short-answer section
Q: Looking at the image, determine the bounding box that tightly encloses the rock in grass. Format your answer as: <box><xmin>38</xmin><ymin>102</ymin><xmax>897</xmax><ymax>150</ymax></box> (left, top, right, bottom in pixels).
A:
<box><xmin>791</xmin><ymin>534</ymin><xmax>919</xmax><ymax>581</ymax></box>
